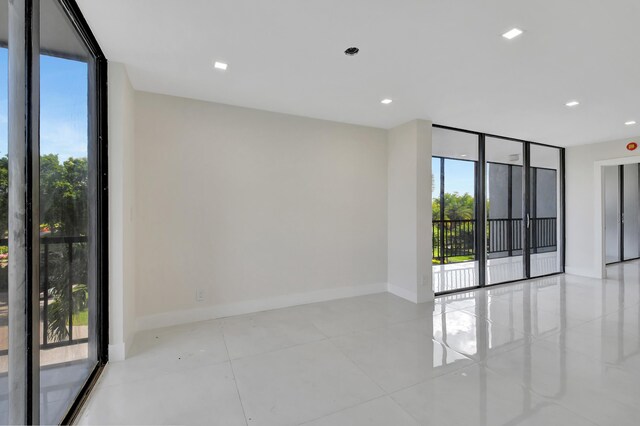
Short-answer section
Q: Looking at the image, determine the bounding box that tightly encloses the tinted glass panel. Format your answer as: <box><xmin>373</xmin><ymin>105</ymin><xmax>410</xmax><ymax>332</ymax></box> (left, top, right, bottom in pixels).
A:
<box><xmin>604</xmin><ymin>166</ymin><xmax>620</xmax><ymax>263</ymax></box>
<box><xmin>39</xmin><ymin>2</ymin><xmax>97</xmax><ymax>423</ymax></box>
<box><xmin>0</xmin><ymin>1</ymin><xmax>8</xmax><ymax>422</ymax></box>
<box><xmin>432</xmin><ymin>128</ymin><xmax>479</xmax><ymax>293</ymax></box>
<box><xmin>623</xmin><ymin>164</ymin><xmax>640</xmax><ymax>260</ymax></box>
<box><xmin>529</xmin><ymin>144</ymin><xmax>561</xmax><ymax>276</ymax></box>
<box><xmin>486</xmin><ymin>137</ymin><xmax>524</xmax><ymax>285</ymax></box>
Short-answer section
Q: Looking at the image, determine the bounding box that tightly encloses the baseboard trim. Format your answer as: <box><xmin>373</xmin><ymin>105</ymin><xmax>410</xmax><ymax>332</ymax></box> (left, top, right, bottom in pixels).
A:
<box><xmin>136</xmin><ymin>282</ymin><xmax>388</xmax><ymax>332</ymax></box>
<box><xmin>108</xmin><ymin>331</ymin><xmax>136</xmax><ymax>361</ymax></box>
<box><xmin>108</xmin><ymin>342</ymin><xmax>126</xmax><ymax>362</ymax></box>
<box><xmin>387</xmin><ymin>283</ymin><xmax>418</xmax><ymax>303</ymax></box>
<box><xmin>565</xmin><ymin>266</ymin><xmax>603</xmax><ymax>279</ymax></box>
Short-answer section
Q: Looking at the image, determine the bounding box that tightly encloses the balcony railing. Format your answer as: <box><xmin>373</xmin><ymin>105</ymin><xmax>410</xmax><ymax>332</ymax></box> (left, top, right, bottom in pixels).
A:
<box><xmin>0</xmin><ymin>235</ymin><xmax>88</xmax><ymax>356</ymax></box>
<box><xmin>433</xmin><ymin>220</ymin><xmax>476</xmax><ymax>263</ymax></box>
<box><xmin>433</xmin><ymin>217</ymin><xmax>557</xmax><ymax>264</ymax></box>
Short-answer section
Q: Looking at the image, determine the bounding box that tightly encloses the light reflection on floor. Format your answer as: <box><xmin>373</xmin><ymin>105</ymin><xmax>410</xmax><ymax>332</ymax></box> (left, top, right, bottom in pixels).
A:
<box><xmin>433</xmin><ymin>251</ymin><xmax>560</xmax><ymax>293</ymax></box>
<box><xmin>79</xmin><ymin>261</ymin><xmax>640</xmax><ymax>425</ymax></box>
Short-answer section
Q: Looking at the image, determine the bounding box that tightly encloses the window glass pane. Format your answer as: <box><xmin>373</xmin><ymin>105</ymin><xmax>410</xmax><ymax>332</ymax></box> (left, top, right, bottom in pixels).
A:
<box><xmin>529</xmin><ymin>144</ymin><xmax>561</xmax><ymax>276</ymax></box>
<box><xmin>432</xmin><ymin>128</ymin><xmax>479</xmax><ymax>293</ymax></box>
<box><xmin>604</xmin><ymin>166</ymin><xmax>620</xmax><ymax>263</ymax></box>
<box><xmin>432</xmin><ymin>157</ymin><xmax>441</xmax><ymax>263</ymax></box>
<box><xmin>39</xmin><ymin>1</ymin><xmax>96</xmax><ymax>423</ymax></box>
<box><xmin>486</xmin><ymin>137</ymin><xmax>524</xmax><ymax>285</ymax></box>
<box><xmin>0</xmin><ymin>1</ymin><xmax>8</xmax><ymax>423</ymax></box>
<box><xmin>623</xmin><ymin>164</ymin><xmax>640</xmax><ymax>260</ymax></box>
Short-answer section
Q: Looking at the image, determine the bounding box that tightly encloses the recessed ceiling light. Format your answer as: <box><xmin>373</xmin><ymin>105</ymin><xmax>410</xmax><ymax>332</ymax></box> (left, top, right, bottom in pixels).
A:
<box><xmin>625</xmin><ymin>120</ymin><xmax>637</xmax><ymax>126</ymax></box>
<box><xmin>565</xmin><ymin>100</ymin><xmax>580</xmax><ymax>107</ymax></box>
<box><xmin>381</xmin><ymin>99</ymin><xmax>393</xmax><ymax>105</ymax></box>
<box><xmin>460</xmin><ymin>154</ymin><xmax>467</xmax><ymax>157</ymax></box>
<box><xmin>502</xmin><ymin>28</ymin><xmax>523</xmax><ymax>40</ymax></box>
<box><xmin>214</xmin><ymin>61</ymin><xmax>228</xmax><ymax>70</ymax></box>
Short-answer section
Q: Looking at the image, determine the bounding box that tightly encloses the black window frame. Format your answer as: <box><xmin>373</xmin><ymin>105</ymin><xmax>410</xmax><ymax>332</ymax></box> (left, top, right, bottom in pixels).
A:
<box><xmin>5</xmin><ymin>0</ymin><xmax>108</xmax><ymax>423</ymax></box>
<box><xmin>432</xmin><ymin>124</ymin><xmax>565</xmax><ymax>296</ymax></box>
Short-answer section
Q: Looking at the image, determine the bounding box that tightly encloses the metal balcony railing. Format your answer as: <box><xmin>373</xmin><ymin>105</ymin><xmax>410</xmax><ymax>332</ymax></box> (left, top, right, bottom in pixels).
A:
<box><xmin>432</xmin><ymin>217</ymin><xmax>557</xmax><ymax>264</ymax></box>
<box><xmin>0</xmin><ymin>235</ymin><xmax>88</xmax><ymax>356</ymax></box>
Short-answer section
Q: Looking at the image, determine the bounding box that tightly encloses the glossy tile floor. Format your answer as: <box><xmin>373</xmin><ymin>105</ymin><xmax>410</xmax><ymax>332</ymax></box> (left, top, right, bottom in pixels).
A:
<box><xmin>0</xmin><ymin>360</ymin><xmax>94</xmax><ymax>425</ymax></box>
<box><xmin>433</xmin><ymin>251</ymin><xmax>561</xmax><ymax>293</ymax></box>
<box><xmin>78</xmin><ymin>261</ymin><xmax>640</xmax><ymax>425</ymax></box>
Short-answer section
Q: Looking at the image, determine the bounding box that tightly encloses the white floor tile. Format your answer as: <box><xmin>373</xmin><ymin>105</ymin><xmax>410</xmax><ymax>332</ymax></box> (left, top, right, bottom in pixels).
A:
<box><xmin>231</xmin><ymin>340</ymin><xmax>384</xmax><ymax>426</ymax></box>
<box><xmin>331</xmin><ymin>319</ymin><xmax>473</xmax><ymax>392</ymax></box>
<box><xmin>301</xmin><ymin>396</ymin><xmax>419</xmax><ymax>426</ymax></box>
<box><xmin>221</xmin><ymin>311</ymin><xmax>326</xmax><ymax>359</ymax></box>
<box><xmin>483</xmin><ymin>339</ymin><xmax>640</xmax><ymax>425</ymax></box>
<box><xmin>78</xmin><ymin>260</ymin><xmax>640</xmax><ymax>426</ymax></box>
<box><xmin>99</xmin><ymin>320</ymin><xmax>230</xmax><ymax>387</ymax></box>
<box><xmin>301</xmin><ymin>299</ymin><xmax>398</xmax><ymax>337</ymax></box>
<box><xmin>355</xmin><ymin>292</ymin><xmax>435</xmax><ymax>323</ymax></box>
<box><xmin>391</xmin><ymin>364</ymin><xmax>542</xmax><ymax>426</ymax></box>
<box><xmin>77</xmin><ymin>362</ymin><xmax>246</xmax><ymax>426</ymax></box>
<box><xmin>433</xmin><ymin>309</ymin><xmax>529</xmax><ymax>361</ymax></box>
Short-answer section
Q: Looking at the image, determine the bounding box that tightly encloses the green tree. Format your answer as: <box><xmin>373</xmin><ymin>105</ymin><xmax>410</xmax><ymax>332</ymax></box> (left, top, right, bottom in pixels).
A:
<box><xmin>0</xmin><ymin>154</ymin><xmax>89</xmax><ymax>341</ymax></box>
<box><xmin>432</xmin><ymin>192</ymin><xmax>475</xmax><ymax>220</ymax></box>
<box><xmin>432</xmin><ymin>198</ymin><xmax>440</xmax><ymax>219</ymax></box>
<box><xmin>432</xmin><ymin>191</ymin><xmax>475</xmax><ymax>264</ymax></box>
<box><xmin>0</xmin><ymin>156</ymin><xmax>7</xmax><ymax>239</ymax></box>
<box><xmin>40</xmin><ymin>153</ymin><xmax>64</xmax><ymax>232</ymax></box>
<box><xmin>0</xmin><ymin>154</ymin><xmax>87</xmax><ymax>237</ymax></box>
<box><xmin>39</xmin><ymin>155</ymin><xmax>89</xmax><ymax>341</ymax></box>
<box><xmin>443</xmin><ymin>192</ymin><xmax>474</xmax><ymax>220</ymax></box>
<box><xmin>40</xmin><ymin>154</ymin><xmax>88</xmax><ymax>236</ymax></box>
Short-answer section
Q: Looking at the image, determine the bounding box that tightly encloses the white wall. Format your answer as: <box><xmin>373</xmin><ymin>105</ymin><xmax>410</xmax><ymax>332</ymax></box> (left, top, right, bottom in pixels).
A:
<box><xmin>107</xmin><ymin>70</ymin><xmax>640</xmax><ymax>341</ymax></box>
<box><xmin>108</xmin><ymin>62</ymin><xmax>137</xmax><ymax>360</ymax></box>
<box><xmin>566</xmin><ymin>137</ymin><xmax>640</xmax><ymax>278</ymax></box>
<box><xmin>387</xmin><ymin>120</ymin><xmax>433</xmax><ymax>303</ymax></box>
<box><xmin>134</xmin><ymin>92</ymin><xmax>389</xmax><ymax>329</ymax></box>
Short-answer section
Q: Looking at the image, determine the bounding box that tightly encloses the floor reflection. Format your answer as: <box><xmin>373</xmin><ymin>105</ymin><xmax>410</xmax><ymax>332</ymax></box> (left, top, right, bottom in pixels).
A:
<box><xmin>426</xmin><ymin>261</ymin><xmax>640</xmax><ymax>425</ymax></box>
<box><xmin>433</xmin><ymin>251</ymin><xmax>561</xmax><ymax>293</ymax></box>
<box><xmin>79</xmin><ymin>261</ymin><xmax>640</xmax><ymax>425</ymax></box>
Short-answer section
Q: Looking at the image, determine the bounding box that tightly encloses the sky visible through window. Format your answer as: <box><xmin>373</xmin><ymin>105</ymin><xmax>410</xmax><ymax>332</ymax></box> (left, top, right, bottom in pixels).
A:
<box><xmin>0</xmin><ymin>47</ymin><xmax>88</xmax><ymax>161</ymax></box>
<box><xmin>432</xmin><ymin>158</ymin><xmax>475</xmax><ymax>197</ymax></box>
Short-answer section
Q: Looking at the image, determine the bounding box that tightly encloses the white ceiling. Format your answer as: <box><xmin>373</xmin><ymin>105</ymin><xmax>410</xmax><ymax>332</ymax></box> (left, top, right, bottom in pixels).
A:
<box><xmin>77</xmin><ymin>0</ymin><xmax>640</xmax><ymax>147</ymax></box>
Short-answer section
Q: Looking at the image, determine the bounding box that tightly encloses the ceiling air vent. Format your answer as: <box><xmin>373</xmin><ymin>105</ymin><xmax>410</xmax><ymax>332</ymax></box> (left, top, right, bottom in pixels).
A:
<box><xmin>344</xmin><ymin>47</ymin><xmax>359</xmax><ymax>56</ymax></box>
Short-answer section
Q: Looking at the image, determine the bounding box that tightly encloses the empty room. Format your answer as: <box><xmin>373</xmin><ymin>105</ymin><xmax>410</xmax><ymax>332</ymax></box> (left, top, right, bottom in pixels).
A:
<box><xmin>1</xmin><ymin>0</ymin><xmax>640</xmax><ymax>425</ymax></box>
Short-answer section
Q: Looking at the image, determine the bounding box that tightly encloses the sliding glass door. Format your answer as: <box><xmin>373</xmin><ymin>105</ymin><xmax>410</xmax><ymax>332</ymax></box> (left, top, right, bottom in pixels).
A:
<box><xmin>529</xmin><ymin>145</ymin><xmax>562</xmax><ymax>276</ymax></box>
<box><xmin>39</xmin><ymin>1</ymin><xmax>102</xmax><ymax>423</ymax></box>
<box><xmin>485</xmin><ymin>137</ymin><xmax>525</xmax><ymax>285</ymax></box>
<box><xmin>604</xmin><ymin>163</ymin><xmax>640</xmax><ymax>264</ymax></box>
<box><xmin>432</xmin><ymin>126</ymin><xmax>565</xmax><ymax>295</ymax></box>
<box><xmin>623</xmin><ymin>164</ymin><xmax>640</xmax><ymax>261</ymax></box>
<box><xmin>0</xmin><ymin>1</ymin><xmax>107</xmax><ymax>423</ymax></box>
<box><xmin>0</xmin><ymin>3</ymin><xmax>9</xmax><ymax>423</ymax></box>
<box><xmin>432</xmin><ymin>128</ymin><xmax>479</xmax><ymax>293</ymax></box>
<box><xmin>604</xmin><ymin>166</ymin><xmax>621</xmax><ymax>263</ymax></box>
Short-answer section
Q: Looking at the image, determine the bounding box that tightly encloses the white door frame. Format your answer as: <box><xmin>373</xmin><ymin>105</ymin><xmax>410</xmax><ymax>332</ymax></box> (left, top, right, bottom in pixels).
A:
<box><xmin>594</xmin><ymin>155</ymin><xmax>640</xmax><ymax>278</ymax></box>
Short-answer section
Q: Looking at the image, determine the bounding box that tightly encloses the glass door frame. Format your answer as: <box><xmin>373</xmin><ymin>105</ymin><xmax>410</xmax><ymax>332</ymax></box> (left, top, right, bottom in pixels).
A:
<box><xmin>432</xmin><ymin>155</ymin><xmax>479</xmax><ymax>266</ymax></box>
<box><xmin>6</xmin><ymin>0</ymin><xmax>108</xmax><ymax>423</ymax></box>
<box><xmin>605</xmin><ymin>164</ymin><xmax>640</xmax><ymax>265</ymax></box>
<box><xmin>433</xmin><ymin>124</ymin><xmax>565</xmax><ymax>296</ymax></box>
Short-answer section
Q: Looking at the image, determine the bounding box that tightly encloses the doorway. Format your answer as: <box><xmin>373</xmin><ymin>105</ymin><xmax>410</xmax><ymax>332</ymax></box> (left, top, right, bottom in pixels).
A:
<box><xmin>604</xmin><ymin>164</ymin><xmax>640</xmax><ymax>264</ymax></box>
